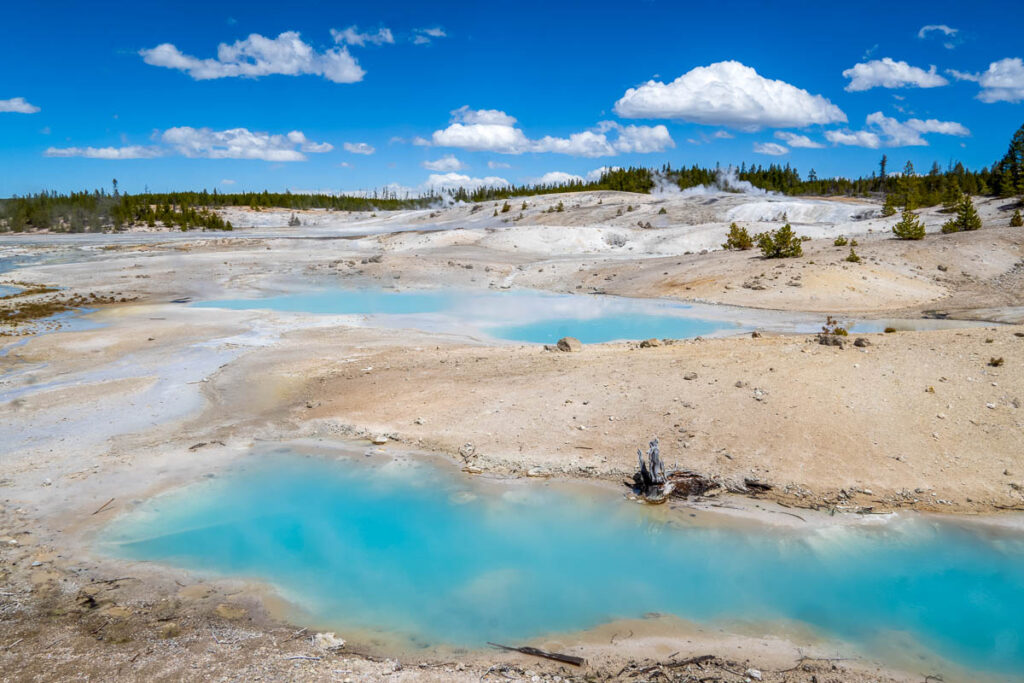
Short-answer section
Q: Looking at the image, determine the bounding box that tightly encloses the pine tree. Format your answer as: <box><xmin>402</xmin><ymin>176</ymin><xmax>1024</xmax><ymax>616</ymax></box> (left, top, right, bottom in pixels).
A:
<box><xmin>1010</xmin><ymin>209</ymin><xmax>1023</xmax><ymax>227</ymax></box>
<box><xmin>722</xmin><ymin>222</ymin><xmax>753</xmax><ymax>250</ymax></box>
<box><xmin>881</xmin><ymin>193</ymin><xmax>898</xmax><ymax>216</ymax></box>
<box><xmin>942</xmin><ymin>194</ymin><xmax>982</xmax><ymax>233</ymax></box>
<box><xmin>892</xmin><ymin>207</ymin><xmax>926</xmax><ymax>240</ymax></box>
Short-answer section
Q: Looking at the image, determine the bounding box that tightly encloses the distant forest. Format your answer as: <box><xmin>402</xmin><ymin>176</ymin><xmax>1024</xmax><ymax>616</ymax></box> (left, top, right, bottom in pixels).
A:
<box><xmin>2</xmin><ymin>123</ymin><xmax>1022</xmax><ymax>233</ymax></box>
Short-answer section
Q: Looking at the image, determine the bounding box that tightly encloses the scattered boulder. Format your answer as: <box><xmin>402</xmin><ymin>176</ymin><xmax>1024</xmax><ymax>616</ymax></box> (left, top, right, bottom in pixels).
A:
<box><xmin>639</xmin><ymin>338</ymin><xmax>661</xmax><ymax>348</ymax></box>
<box><xmin>458</xmin><ymin>443</ymin><xmax>476</xmax><ymax>460</ymax></box>
<box><xmin>313</xmin><ymin>632</ymin><xmax>346</xmax><ymax>651</ymax></box>
<box><xmin>817</xmin><ymin>334</ymin><xmax>846</xmax><ymax>348</ymax></box>
<box><xmin>556</xmin><ymin>337</ymin><xmax>583</xmax><ymax>352</ymax></box>
<box><xmin>683</xmin><ymin>372</ymin><xmax>698</xmax><ymax>380</ymax></box>
<box><xmin>853</xmin><ymin>337</ymin><xmax>871</xmax><ymax>347</ymax></box>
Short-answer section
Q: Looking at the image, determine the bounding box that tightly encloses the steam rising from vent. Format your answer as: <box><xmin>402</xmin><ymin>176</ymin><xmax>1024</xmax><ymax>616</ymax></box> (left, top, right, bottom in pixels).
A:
<box><xmin>680</xmin><ymin>166</ymin><xmax>777</xmax><ymax>197</ymax></box>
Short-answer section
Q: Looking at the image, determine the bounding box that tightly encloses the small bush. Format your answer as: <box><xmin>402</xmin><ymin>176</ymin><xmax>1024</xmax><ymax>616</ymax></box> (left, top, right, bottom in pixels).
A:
<box><xmin>501</xmin><ymin>201</ymin><xmax>511</xmax><ymax>213</ymax></box>
<box><xmin>658</xmin><ymin>207</ymin><xmax>667</xmax><ymax>215</ymax></box>
<box><xmin>556</xmin><ymin>201</ymin><xmax>565</xmax><ymax>213</ymax></box>
<box><xmin>722</xmin><ymin>222</ymin><xmax>754</xmax><ymax>250</ymax></box>
<box><xmin>822</xmin><ymin>315</ymin><xmax>848</xmax><ymax>336</ymax></box>
<box><xmin>845</xmin><ymin>248</ymin><xmax>861</xmax><ymax>263</ymax></box>
<box><xmin>1011</xmin><ymin>209</ymin><xmax>1023</xmax><ymax>227</ymax></box>
<box><xmin>833</xmin><ymin>235</ymin><xmax>848</xmax><ymax>247</ymax></box>
<box><xmin>850</xmin><ymin>238</ymin><xmax>858</xmax><ymax>246</ymax></box>
<box><xmin>521</xmin><ymin>201</ymin><xmax>528</xmax><ymax>210</ymax></box>
<box><xmin>989</xmin><ymin>357</ymin><xmax>1004</xmax><ymax>367</ymax></box>
<box><xmin>626</xmin><ymin>205</ymin><xmax>634</xmax><ymax>212</ymax></box>
<box><xmin>756</xmin><ymin>223</ymin><xmax>803</xmax><ymax>258</ymax></box>
<box><xmin>884</xmin><ymin>327</ymin><xmax>897</xmax><ymax>333</ymax></box>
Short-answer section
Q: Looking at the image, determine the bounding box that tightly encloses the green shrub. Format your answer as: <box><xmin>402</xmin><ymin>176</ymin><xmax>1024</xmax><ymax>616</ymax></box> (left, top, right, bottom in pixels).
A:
<box><xmin>1011</xmin><ymin>209</ymin><xmax>1023</xmax><ymax>227</ymax></box>
<box><xmin>501</xmin><ymin>201</ymin><xmax>511</xmax><ymax>213</ymax></box>
<box><xmin>989</xmin><ymin>357</ymin><xmax>1004</xmax><ymax>367</ymax></box>
<box><xmin>756</xmin><ymin>223</ymin><xmax>803</xmax><ymax>258</ymax></box>
<box><xmin>833</xmin><ymin>235</ymin><xmax>848</xmax><ymax>247</ymax></box>
<box><xmin>850</xmin><ymin>238</ymin><xmax>858</xmax><ymax>246</ymax></box>
<box><xmin>658</xmin><ymin>207</ymin><xmax>667</xmax><ymax>215</ymax></box>
<box><xmin>722</xmin><ymin>222</ymin><xmax>754</xmax><ymax>250</ymax></box>
<box><xmin>845</xmin><ymin>248</ymin><xmax>861</xmax><ymax>263</ymax></box>
<box><xmin>892</xmin><ymin>207</ymin><xmax>926</xmax><ymax>240</ymax></box>
<box><xmin>884</xmin><ymin>327</ymin><xmax>897</xmax><ymax>333</ymax></box>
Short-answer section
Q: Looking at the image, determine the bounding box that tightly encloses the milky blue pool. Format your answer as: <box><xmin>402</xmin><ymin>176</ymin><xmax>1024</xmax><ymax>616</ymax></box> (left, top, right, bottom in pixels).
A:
<box><xmin>193</xmin><ymin>287</ymin><xmax>984</xmax><ymax>343</ymax></box>
<box><xmin>103</xmin><ymin>451</ymin><xmax>1024</xmax><ymax>678</ymax></box>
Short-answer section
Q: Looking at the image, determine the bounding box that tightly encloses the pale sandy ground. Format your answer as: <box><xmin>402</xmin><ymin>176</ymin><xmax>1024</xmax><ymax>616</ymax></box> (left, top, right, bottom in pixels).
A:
<box><xmin>1</xmin><ymin>190</ymin><xmax>1023</xmax><ymax>681</ymax></box>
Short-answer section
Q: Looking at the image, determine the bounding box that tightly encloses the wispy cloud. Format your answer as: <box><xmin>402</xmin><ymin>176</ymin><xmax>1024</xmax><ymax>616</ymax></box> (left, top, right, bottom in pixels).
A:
<box><xmin>343</xmin><ymin>141</ymin><xmax>375</xmax><ymax>155</ymax></box>
<box><xmin>918</xmin><ymin>24</ymin><xmax>961</xmax><ymax>49</ymax></box>
<box><xmin>825</xmin><ymin>112</ymin><xmax>969</xmax><ymax>148</ymax></box>
<box><xmin>330</xmin><ymin>26</ymin><xmax>394</xmax><ymax>47</ymax></box>
<box><xmin>774</xmin><ymin>131</ymin><xmax>824</xmax><ymax>149</ymax></box>
<box><xmin>0</xmin><ymin>97</ymin><xmax>40</xmax><ymax>114</ymax></box>
<box><xmin>45</xmin><ymin>145</ymin><xmax>162</xmax><ymax>159</ymax></box>
<box><xmin>413</xmin><ymin>27</ymin><xmax>447</xmax><ymax>45</ymax></box>
<box><xmin>753</xmin><ymin>142</ymin><xmax>789</xmax><ymax>156</ymax></box>
<box><xmin>422</xmin><ymin>155</ymin><xmax>464</xmax><ymax>171</ymax></box>
<box><xmin>140</xmin><ymin>31</ymin><xmax>365</xmax><ymax>83</ymax></box>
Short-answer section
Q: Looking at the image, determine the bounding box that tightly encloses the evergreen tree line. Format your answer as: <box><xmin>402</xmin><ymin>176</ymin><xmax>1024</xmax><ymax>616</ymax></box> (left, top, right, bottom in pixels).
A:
<box><xmin>3</xmin><ymin>123</ymin><xmax>1022</xmax><ymax>233</ymax></box>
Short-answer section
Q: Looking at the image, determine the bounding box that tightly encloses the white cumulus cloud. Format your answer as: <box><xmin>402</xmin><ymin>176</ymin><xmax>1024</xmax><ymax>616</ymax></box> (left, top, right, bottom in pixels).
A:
<box><xmin>44</xmin><ymin>145</ymin><xmax>162</xmax><ymax>159</ymax></box>
<box><xmin>753</xmin><ymin>142</ymin><xmax>789</xmax><ymax>156</ymax></box>
<box><xmin>487</xmin><ymin>160</ymin><xmax>511</xmax><ymax>169</ymax></box>
<box><xmin>774</xmin><ymin>131</ymin><xmax>824</xmax><ymax>148</ymax></box>
<box><xmin>343</xmin><ymin>141</ymin><xmax>375</xmax><ymax>155</ymax></box>
<box><xmin>612</xmin><ymin>60</ymin><xmax>845</xmax><ymax>130</ymax></box>
<box><xmin>969</xmin><ymin>58</ymin><xmax>1024</xmax><ymax>103</ymax></box>
<box><xmin>0</xmin><ymin>97</ymin><xmax>40</xmax><ymax>114</ymax></box>
<box><xmin>161</xmin><ymin>126</ymin><xmax>332</xmax><ymax>161</ymax></box>
<box><xmin>431</xmin><ymin>107</ymin><xmax>673</xmax><ymax>157</ymax></box>
<box><xmin>330</xmin><ymin>26</ymin><xmax>394</xmax><ymax>46</ymax></box>
<box><xmin>422</xmin><ymin>155</ymin><xmax>464</xmax><ymax>171</ymax></box>
<box><xmin>842</xmin><ymin>58</ymin><xmax>948</xmax><ymax>91</ymax></box>
<box><xmin>140</xmin><ymin>31</ymin><xmax>365</xmax><ymax>83</ymax></box>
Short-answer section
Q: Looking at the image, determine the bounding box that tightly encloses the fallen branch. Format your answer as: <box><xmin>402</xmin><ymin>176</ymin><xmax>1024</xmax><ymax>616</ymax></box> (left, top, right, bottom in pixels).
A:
<box><xmin>90</xmin><ymin>498</ymin><xmax>115</xmax><ymax>516</ymax></box>
<box><xmin>487</xmin><ymin>642</ymin><xmax>585</xmax><ymax>667</ymax></box>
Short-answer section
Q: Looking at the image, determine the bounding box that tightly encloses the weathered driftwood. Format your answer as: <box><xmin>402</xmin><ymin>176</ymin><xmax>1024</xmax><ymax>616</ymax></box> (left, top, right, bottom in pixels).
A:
<box><xmin>632</xmin><ymin>438</ymin><xmax>668</xmax><ymax>500</ymax></box>
<box><xmin>487</xmin><ymin>642</ymin><xmax>586</xmax><ymax>666</ymax></box>
<box><xmin>629</xmin><ymin>438</ymin><xmax>762</xmax><ymax>503</ymax></box>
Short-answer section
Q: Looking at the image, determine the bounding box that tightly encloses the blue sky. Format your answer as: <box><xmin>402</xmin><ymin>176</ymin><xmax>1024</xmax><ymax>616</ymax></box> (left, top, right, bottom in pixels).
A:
<box><xmin>1</xmin><ymin>0</ymin><xmax>1022</xmax><ymax>196</ymax></box>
